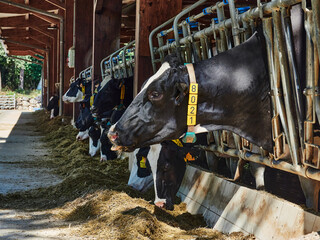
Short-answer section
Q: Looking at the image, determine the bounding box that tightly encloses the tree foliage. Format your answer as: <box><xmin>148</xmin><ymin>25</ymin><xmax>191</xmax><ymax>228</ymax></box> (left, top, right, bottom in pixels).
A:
<box><xmin>0</xmin><ymin>47</ymin><xmax>42</xmax><ymax>91</ymax></box>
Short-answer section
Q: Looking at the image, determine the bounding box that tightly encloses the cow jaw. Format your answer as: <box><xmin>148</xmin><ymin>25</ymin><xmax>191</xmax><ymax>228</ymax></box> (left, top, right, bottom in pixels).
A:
<box><xmin>62</xmin><ymin>90</ymin><xmax>83</xmax><ymax>103</ymax></box>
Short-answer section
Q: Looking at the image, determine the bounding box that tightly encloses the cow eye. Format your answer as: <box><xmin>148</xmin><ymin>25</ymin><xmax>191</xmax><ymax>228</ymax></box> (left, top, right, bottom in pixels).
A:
<box><xmin>148</xmin><ymin>91</ymin><xmax>163</xmax><ymax>101</ymax></box>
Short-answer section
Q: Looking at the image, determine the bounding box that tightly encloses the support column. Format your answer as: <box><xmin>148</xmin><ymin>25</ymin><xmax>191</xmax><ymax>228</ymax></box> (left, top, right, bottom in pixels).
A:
<box><xmin>92</xmin><ymin>0</ymin><xmax>122</xmax><ymax>83</ymax></box>
<box><xmin>75</xmin><ymin>0</ymin><xmax>93</xmax><ymax>77</ymax></box>
<box><xmin>63</xmin><ymin>0</ymin><xmax>74</xmax><ymax>116</ymax></box>
<box><xmin>134</xmin><ymin>0</ymin><xmax>182</xmax><ymax>95</ymax></box>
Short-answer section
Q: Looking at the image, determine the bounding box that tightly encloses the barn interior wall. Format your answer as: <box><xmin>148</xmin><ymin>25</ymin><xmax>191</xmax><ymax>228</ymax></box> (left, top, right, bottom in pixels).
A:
<box><xmin>134</xmin><ymin>0</ymin><xmax>182</xmax><ymax>95</ymax></box>
<box><xmin>63</xmin><ymin>0</ymin><xmax>75</xmax><ymax>116</ymax></box>
<box><xmin>92</xmin><ymin>0</ymin><xmax>122</xmax><ymax>84</ymax></box>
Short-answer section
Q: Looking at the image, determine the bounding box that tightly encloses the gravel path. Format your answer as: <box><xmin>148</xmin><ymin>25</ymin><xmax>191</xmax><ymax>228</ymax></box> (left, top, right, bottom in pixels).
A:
<box><xmin>0</xmin><ymin>110</ymin><xmax>83</xmax><ymax>240</ymax></box>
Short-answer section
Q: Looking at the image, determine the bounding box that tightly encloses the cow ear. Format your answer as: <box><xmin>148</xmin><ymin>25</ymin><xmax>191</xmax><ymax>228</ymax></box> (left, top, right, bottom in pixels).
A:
<box><xmin>175</xmin><ymin>82</ymin><xmax>188</xmax><ymax>106</ymax></box>
<box><xmin>164</xmin><ymin>52</ymin><xmax>182</xmax><ymax>68</ymax></box>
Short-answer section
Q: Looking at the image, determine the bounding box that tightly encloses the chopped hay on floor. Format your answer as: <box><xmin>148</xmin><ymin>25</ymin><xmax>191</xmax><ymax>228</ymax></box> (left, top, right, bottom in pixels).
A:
<box><xmin>0</xmin><ymin>110</ymin><xmax>255</xmax><ymax>239</ymax></box>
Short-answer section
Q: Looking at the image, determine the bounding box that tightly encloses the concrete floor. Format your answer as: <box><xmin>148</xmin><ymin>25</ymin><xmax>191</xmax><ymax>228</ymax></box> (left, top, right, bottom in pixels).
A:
<box><xmin>0</xmin><ymin>110</ymin><xmax>61</xmax><ymax>194</ymax></box>
<box><xmin>0</xmin><ymin>110</ymin><xmax>83</xmax><ymax>240</ymax></box>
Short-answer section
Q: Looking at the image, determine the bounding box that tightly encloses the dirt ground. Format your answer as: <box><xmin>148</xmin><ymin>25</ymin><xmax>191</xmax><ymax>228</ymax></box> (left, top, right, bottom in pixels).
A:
<box><xmin>0</xmin><ymin>110</ymin><xmax>262</xmax><ymax>239</ymax></box>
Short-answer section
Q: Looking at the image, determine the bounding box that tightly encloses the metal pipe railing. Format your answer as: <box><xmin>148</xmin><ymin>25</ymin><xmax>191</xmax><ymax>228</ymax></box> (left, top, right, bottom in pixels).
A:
<box><xmin>273</xmin><ymin>10</ymin><xmax>300</xmax><ymax>167</ymax></box>
<box><xmin>156</xmin><ymin>0</ymin><xmax>301</xmax><ymax>53</ymax></box>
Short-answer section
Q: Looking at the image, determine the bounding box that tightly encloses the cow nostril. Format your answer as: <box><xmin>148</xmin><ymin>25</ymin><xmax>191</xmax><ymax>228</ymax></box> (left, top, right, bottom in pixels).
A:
<box><xmin>109</xmin><ymin>131</ymin><xmax>119</xmax><ymax>142</ymax></box>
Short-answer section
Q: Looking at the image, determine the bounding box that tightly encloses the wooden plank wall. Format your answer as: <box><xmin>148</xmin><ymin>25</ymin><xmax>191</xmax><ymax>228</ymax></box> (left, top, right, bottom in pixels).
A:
<box><xmin>92</xmin><ymin>0</ymin><xmax>122</xmax><ymax>84</ymax></box>
<box><xmin>134</xmin><ymin>0</ymin><xmax>182</xmax><ymax>95</ymax></box>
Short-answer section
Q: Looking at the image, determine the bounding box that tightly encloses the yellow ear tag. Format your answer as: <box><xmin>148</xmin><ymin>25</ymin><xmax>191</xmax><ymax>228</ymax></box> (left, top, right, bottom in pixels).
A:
<box><xmin>184</xmin><ymin>152</ymin><xmax>195</xmax><ymax>162</ymax></box>
<box><xmin>120</xmin><ymin>84</ymin><xmax>125</xmax><ymax>100</ymax></box>
<box><xmin>90</xmin><ymin>95</ymin><xmax>94</xmax><ymax>106</ymax></box>
<box><xmin>172</xmin><ymin>139</ymin><xmax>183</xmax><ymax>147</ymax></box>
<box><xmin>81</xmin><ymin>86</ymin><xmax>85</xmax><ymax>99</ymax></box>
<box><xmin>140</xmin><ymin>157</ymin><xmax>146</xmax><ymax>168</ymax></box>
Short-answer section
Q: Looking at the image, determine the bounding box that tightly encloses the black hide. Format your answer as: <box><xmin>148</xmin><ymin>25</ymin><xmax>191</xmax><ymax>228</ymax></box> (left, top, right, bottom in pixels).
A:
<box><xmin>46</xmin><ymin>95</ymin><xmax>59</xmax><ymax>117</ymax></box>
<box><xmin>100</xmin><ymin>122</ymin><xmax>117</xmax><ymax>160</ymax></box>
<box><xmin>110</xmin><ymin>32</ymin><xmax>272</xmax><ymax>152</ymax></box>
<box><xmin>88</xmin><ymin>125</ymin><xmax>101</xmax><ymax>147</ymax></box>
<box><xmin>91</xmin><ymin>77</ymin><xmax>133</xmax><ymax>118</ymax></box>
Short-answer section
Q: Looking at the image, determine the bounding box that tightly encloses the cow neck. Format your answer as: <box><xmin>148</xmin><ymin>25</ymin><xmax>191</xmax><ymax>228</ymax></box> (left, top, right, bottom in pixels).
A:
<box><xmin>182</xmin><ymin>63</ymin><xmax>198</xmax><ymax>144</ymax></box>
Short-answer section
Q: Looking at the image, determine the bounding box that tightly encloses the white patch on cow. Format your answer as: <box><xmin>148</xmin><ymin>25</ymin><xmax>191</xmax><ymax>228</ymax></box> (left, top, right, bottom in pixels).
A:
<box><xmin>194</xmin><ymin>124</ymin><xmax>208</xmax><ymax>134</ymax></box>
<box><xmin>50</xmin><ymin>109</ymin><xmax>55</xmax><ymax>119</ymax></box>
<box><xmin>148</xmin><ymin>144</ymin><xmax>167</xmax><ymax>205</ymax></box>
<box><xmin>127</xmin><ymin>152</ymin><xmax>135</xmax><ymax>171</ymax></box>
<box><xmin>100</xmin><ymin>75</ymin><xmax>112</xmax><ymax>89</ymax></box>
<box><xmin>137</xmin><ymin>62</ymin><xmax>170</xmax><ymax>97</ymax></box>
<box><xmin>62</xmin><ymin>90</ymin><xmax>83</xmax><ymax>103</ymax></box>
<box><xmin>233</xmin><ymin>68</ymin><xmax>253</xmax><ymax>91</ymax></box>
<box><xmin>89</xmin><ymin>138</ymin><xmax>101</xmax><ymax>157</ymax></box>
<box><xmin>127</xmin><ymin>149</ymin><xmax>153</xmax><ymax>192</ymax></box>
<box><xmin>49</xmin><ymin>96</ymin><xmax>54</xmax><ymax>101</ymax></box>
<box><xmin>100</xmin><ymin>153</ymin><xmax>107</xmax><ymax>162</ymax></box>
<box><xmin>76</xmin><ymin>130</ymin><xmax>89</xmax><ymax>141</ymax></box>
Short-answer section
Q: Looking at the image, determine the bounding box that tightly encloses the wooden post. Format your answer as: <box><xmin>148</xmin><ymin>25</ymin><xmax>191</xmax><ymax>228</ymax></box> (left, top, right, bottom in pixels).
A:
<box><xmin>92</xmin><ymin>0</ymin><xmax>122</xmax><ymax>84</ymax></box>
<box><xmin>74</xmin><ymin>0</ymin><xmax>93</xmax><ymax>119</ymax></box>
<box><xmin>0</xmin><ymin>70</ymin><xmax>2</xmax><ymax>92</ymax></box>
<box><xmin>75</xmin><ymin>0</ymin><xmax>93</xmax><ymax>77</ymax></box>
<box><xmin>134</xmin><ymin>0</ymin><xmax>182</xmax><ymax>95</ymax></box>
<box><xmin>63</xmin><ymin>0</ymin><xmax>74</xmax><ymax>116</ymax></box>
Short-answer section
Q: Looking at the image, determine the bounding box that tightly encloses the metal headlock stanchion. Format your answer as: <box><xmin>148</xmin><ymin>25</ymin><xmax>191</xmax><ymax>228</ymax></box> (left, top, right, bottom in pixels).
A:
<box><xmin>145</xmin><ymin>0</ymin><xmax>320</xmax><ymax>182</ymax></box>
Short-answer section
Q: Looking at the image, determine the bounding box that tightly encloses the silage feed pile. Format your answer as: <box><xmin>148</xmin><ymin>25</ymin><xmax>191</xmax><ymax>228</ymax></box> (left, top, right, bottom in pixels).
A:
<box><xmin>0</xmin><ymin>110</ymin><xmax>255</xmax><ymax>240</ymax></box>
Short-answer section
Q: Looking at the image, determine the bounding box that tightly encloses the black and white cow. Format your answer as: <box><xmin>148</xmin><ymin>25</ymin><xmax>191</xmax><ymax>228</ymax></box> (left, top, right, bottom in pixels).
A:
<box><xmin>109</xmin><ymin>4</ymin><xmax>320</xmax><ymax>209</ymax></box>
<box><xmin>75</xmin><ymin>101</ymin><xmax>93</xmax><ymax>141</ymax></box>
<box><xmin>46</xmin><ymin>95</ymin><xmax>59</xmax><ymax>119</ymax></box>
<box><xmin>100</xmin><ymin>121</ymin><xmax>118</xmax><ymax>161</ymax></box>
<box><xmin>128</xmin><ymin>135</ymin><xmax>210</xmax><ymax>210</ymax></box>
<box><xmin>63</xmin><ymin>77</ymin><xmax>92</xmax><ymax>103</ymax></box>
<box><xmin>109</xmin><ymin>32</ymin><xmax>271</xmax><ymax>152</ymax></box>
<box><xmin>88</xmin><ymin>124</ymin><xmax>101</xmax><ymax>157</ymax></box>
<box><xmin>91</xmin><ymin>76</ymin><xmax>133</xmax><ymax>118</ymax></box>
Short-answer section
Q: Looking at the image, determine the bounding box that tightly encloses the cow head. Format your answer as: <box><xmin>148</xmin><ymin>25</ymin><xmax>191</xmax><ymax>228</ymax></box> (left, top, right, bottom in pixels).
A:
<box><xmin>62</xmin><ymin>77</ymin><xmax>83</xmax><ymax>102</ymax></box>
<box><xmin>88</xmin><ymin>125</ymin><xmax>101</xmax><ymax>157</ymax></box>
<box><xmin>63</xmin><ymin>78</ymin><xmax>92</xmax><ymax>103</ymax></box>
<box><xmin>91</xmin><ymin>77</ymin><xmax>133</xmax><ymax>118</ymax></box>
<box><xmin>100</xmin><ymin>122</ymin><xmax>117</xmax><ymax>161</ymax></box>
<box><xmin>76</xmin><ymin>129</ymin><xmax>89</xmax><ymax>141</ymax></box>
<box><xmin>46</xmin><ymin>95</ymin><xmax>59</xmax><ymax>119</ymax></box>
<box><xmin>109</xmin><ymin>34</ymin><xmax>272</xmax><ymax>152</ymax></box>
<box><xmin>109</xmin><ymin>54</ymin><xmax>189</xmax><ymax>151</ymax></box>
<box><xmin>75</xmin><ymin>103</ymin><xmax>94</xmax><ymax>131</ymax></box>
<box><xmin>127</xmin><ymin>147</ymin><xmax>153</xmax><ymax>192</ymax></box>
<box><xmin>148</xmin><ymin>142</ymin><xmax>186</xmax><ymax>210</ymax></box>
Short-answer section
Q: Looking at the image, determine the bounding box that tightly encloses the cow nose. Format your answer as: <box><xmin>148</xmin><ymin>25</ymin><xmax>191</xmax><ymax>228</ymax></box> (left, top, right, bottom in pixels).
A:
<box><xmin>109</xmin><ymin>131</ymin><xmax>119</xmax><ymax>142</ymax></box>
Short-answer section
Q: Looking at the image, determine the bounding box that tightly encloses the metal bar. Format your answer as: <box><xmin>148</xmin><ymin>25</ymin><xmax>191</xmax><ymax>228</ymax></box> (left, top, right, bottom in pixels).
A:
<box><xmin>304</xmin><ymin>10</ymin><xmax>316</xmax><ymax>165</ymax></box>
<box><xmin>157</xmin><ymin>0</ymin><xmax>301</xmax><ymax>53</ymax></box>
<box><xmin>311</xmin><ymin>0</ymin><xmax>320</xmax><ymax>64</ymax></box>
<box><xmin>200</xmin><ymin>145</ymin><xmax>320</xmax><ymax>180</ymax></box>
<box><xmin>273</xmin><ymin>10</ymin><xmax>300</xmax><ymax>166</ymax></box>
<box><xmin>228</xmin><ymin>0</ymin><xmax>241</xmax><ymax>46</ymax></box>
<box><xmin>149</xmin><ymin>16</ymin><xmax>175</xmax><ymax>73</ymax></box>
<box><xmin>173</xmin><ymin>0</ymin><xmax>209</xmax><ymax>49</ymax></box>
<box><xmin>281</xmin><ymin>7</ymin><xmax>305</xmax><ymax>151</ymax></box>
<box><xmin>7</xmin><ymin>55</ymin><xmax>43</xmax><ymax>65</ymax></box>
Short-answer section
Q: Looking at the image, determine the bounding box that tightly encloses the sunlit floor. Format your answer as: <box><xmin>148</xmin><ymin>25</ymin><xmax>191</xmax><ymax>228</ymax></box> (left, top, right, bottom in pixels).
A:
<box><xmin>0</xmin><ymin>110</ymin><xmax>61</xmax><ymax>194</ymax></box>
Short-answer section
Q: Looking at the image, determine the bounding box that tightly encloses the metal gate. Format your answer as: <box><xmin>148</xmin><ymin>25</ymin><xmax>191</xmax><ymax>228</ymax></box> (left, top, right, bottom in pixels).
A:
<box><xmin>0</xmin><ymin>94</ymin><xmax>15</xmax><ymax>109</ymax></box>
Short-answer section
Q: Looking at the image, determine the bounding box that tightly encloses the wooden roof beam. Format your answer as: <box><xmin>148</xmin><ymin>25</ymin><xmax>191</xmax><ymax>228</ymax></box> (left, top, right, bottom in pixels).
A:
<box><xmin>32</xmin><ymin>12</ymin><xmax>60</xmax><ymax>25</ymax></box>
<box><xmin>3</xmin><ymin>37</ymin><xmax>48</xmax><ymax>48</ymax></box>
<box><xmin>0</xmin><ymin>1</ymin><xmax>59</xmax><ymax>13</ymax></box>
<box><xmin>0</xmin><ymin>14</ymin><xmax>51</xmax><ymax>28</ymax></box>
<box><xmin>30</xmin><ymin>26</ymin><xmax>55</xmax><ymax>38</ymax></box>
<box><xmin>44</xmin><ymin>0</ymin><xmax>65</xmax><ymax>11</ymax></box>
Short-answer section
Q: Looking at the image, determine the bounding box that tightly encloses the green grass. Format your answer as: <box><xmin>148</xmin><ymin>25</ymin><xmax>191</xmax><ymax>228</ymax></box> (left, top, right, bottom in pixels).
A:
<box><xmin>0</xmin><ymin>89</ymin><xmax>41</xmax><ymax>98</ymax></box>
